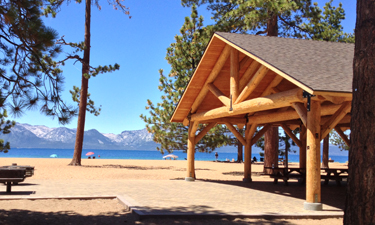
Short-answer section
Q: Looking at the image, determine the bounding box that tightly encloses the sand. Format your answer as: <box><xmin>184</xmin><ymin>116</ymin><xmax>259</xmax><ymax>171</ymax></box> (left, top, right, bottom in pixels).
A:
<box><xmin>0</xmin><ymin>158</ymin><xmax>346</xmax><ymax>224</ymax></box>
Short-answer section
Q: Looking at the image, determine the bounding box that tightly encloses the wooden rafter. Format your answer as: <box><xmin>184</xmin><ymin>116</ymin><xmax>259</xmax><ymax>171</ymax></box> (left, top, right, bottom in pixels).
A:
<box><xmin>322</xmin><ymin>95</ymin><xmax>346</xmax><ymax>104</ymax></box>
<box><xmin>200</xmin><ymin>117</ymin><xmax>246</xmax><ymax>125</ymax></box>
<box><xmin>207</xmin><ymin>83</ymin><xmax>230</xmax><ymax>107</ymax></box>
<box><xmin>321</xmin><ymin>101</ymin><xmax>351</xmax><ymax>140</ymax></box>
<box><xmin>191</xmin><ymin>88</ymin><xmax>304</xmax><ymax>122</ymax></box>
<box><xmin>195</xmin><ymin>122</ymin><xmax>217</xmax><ymax>144</ymax></box>
<box><xmin>281</xmin><ymin>124</ymin><xmax>302</xmax><ymax>148</ymax></box>
<box><xmin>235</xmin><ymin>65</ymin><xmax>269</xmax><ymax>104</ymax></box>
<box><xmin>334</xmin><ymin>126</ymin><xmax>350</xmax><ymax>147</ymax></box>
<box><xmin>230</xmin><ymin>48</ymin><xmax>240</xmax><ymax>102</ymax></box>
<box><xmin>292</xmin><ymin>102</ymin><xmax>307</xmax><ymax>127</ymax></box>
<box><xmin>239</xmin><ymin>60</ymin><xmax>260</xmax><ymax>91</ymax></box>
<box><xmin>189</xmin><ymin>45</ymin><xmax>231</xmax><ymax>114</ymax></box>
<box><xmin>260</xmin><ymin>75</ymin><xmax>283</xmax><ymax>97</ymax></box>
<box><xmin>239</xmin><ymin>57</ymin><xmax>251</xmax><ymax>70</ymax></box>
<box><xmin>225</xmin><ymin>122</ymin><xmax>246</xmax><ymax>146</ymax></box>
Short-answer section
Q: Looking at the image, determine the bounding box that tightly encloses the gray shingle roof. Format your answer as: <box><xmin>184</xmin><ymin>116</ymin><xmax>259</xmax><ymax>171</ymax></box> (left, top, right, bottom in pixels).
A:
<box><xmin>216</xmin><ymin>32</ymin><xmax>354</xmax><ymax>93</ymax></box>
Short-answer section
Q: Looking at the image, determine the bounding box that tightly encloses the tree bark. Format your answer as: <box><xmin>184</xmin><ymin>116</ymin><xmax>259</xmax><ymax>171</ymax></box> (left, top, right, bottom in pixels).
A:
<box><xmin>264</xmin><ymin>127</ymin><xmax>279</xmax><ymax>174</ymax></box>
<box><xmin>344</xmin><ymin>1</ymin><xmax>375</xmax><ymax>223</ymax></box>
<box><xmin>69</xmin><ymin>0</ymin><xmax>91</xmax><ymax>166</ymax></box>
<box><xmin>263</xmin><ymin>14</ymin><xmax>279</xmax><ymax>174</ymax></box>
<box><xmin>237</xmin><ymin>139</ymin><xmax>243</xmax><ymax>163</ymax></box>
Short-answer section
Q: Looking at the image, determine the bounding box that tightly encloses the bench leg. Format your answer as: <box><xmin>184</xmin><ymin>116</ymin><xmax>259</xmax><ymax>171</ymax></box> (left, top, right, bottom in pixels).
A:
<box><xmin>6</xmin><ymin>182</ymin><xmax>11</xmax><ymax>193</ymax></box>
<box><xmin>273</xmin><ymin>178</ymin><xmax>278</xmax><ymax>184</ymax></box>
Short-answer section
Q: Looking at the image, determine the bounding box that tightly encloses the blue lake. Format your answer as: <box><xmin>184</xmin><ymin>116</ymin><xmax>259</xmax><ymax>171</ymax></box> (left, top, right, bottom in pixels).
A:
<box><xmin>0</xmin><ymin>148</ymin><xmax>349</xmax><ymax>163</ymax></box>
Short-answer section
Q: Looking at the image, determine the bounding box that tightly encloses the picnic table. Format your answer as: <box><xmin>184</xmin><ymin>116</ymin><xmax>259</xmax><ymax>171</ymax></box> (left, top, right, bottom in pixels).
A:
<box><xmin>265</xmin><ymin>167</ymin><xmax>306</xmax><ymax>186</ymax></box>
<box><xmin>1</xmin><ymin>163</ymin><xmax>35</xmax><ymax>178</ymax></box>
<box><xmin>321</xmin><ymin>168</ymin><xmax>348</xmax><ymax>186</ymax></box>
<box><xmin>0</xmin><ymin>168</ymin><xmax>26</xmax><ymax>192</ymax></box>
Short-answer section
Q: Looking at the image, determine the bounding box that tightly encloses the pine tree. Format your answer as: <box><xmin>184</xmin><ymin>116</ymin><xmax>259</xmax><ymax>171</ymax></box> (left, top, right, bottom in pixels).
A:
<box><xmin>140</xmin><ymin>5</ymin><xmax>231</xmax><ymax>154</ymax></box>
<box><xmin>68</xmin><ymin>0</ymin><xmax>129</xmax><ymax>166</ymax></box>
<box><xmin>0</xmin><ymin>0</ymin><xmax>80</xmax><ymax>152</ymax></box>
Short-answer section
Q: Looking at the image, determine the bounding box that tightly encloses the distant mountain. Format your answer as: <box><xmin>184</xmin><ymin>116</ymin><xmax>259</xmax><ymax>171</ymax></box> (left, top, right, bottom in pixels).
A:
<box><xmin>0</xmin><ymin>123</ymin><xmax>349</xmax><ymax>156</ymax></box>
<box><xmin>0</xmin><ymin>123</ymin><xmax>160</xmax><ymax>150</ymax></box>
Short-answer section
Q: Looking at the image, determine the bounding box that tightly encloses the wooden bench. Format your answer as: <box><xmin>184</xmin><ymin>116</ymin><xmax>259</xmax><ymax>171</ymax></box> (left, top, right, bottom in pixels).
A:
<box><xmin>321</xmin><ymin>168</ymin><xmax>348</xmax><ymax>186</ymax></box>
<box><xmin>0</xmin><ymin>168</ymin><xmax>26</xmax><ymax>192</ymax></box>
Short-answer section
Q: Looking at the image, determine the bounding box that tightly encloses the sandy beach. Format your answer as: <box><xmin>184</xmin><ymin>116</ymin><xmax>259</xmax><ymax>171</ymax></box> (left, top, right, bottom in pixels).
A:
<box><xmin>0</xmin><ymin>158</ymin><xmax>346</xmax><ymax>224</ymax></box>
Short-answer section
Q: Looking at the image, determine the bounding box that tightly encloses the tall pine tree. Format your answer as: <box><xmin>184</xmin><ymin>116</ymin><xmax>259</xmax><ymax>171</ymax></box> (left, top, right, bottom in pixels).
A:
<box><xmin>141</xmin><ymin>5</ymin><xmax>231</xmax><ymax>154</ymax></box>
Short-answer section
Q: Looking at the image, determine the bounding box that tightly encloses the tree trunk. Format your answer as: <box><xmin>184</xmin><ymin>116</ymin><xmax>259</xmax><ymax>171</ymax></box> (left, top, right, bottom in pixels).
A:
<box><xmin>69</xmin><ymin>0</ymin><xmax>91</xmax><ymax>166</ymax></box>
<box><xmin>322</xmin><ymin>135</ymin><xmax>329</xmax><ymax>169</ymax></box>
<box><xmin>344</xmin><ymin>1</ymin><xmax>375</xmax><ymax>224</ymax></box>
<box><xmin>237</xmin><ymin>140</ymin><xmax>243</xmax><ymax>163</ymax></box>
<box><xmin>264</xmin><ymin>127</ymin><xmax>279</xmax><ymax>174</ymax></box>
<box><xmin>263</xmin><ymin>14</ymin><xmax>279</xmax><ymax>174</ymax></box>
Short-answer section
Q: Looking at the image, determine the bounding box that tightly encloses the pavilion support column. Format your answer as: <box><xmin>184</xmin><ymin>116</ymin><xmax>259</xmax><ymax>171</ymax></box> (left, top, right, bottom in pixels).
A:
<box><xmin>304</xmin><ymin>100</ymin><xmax>322</xmax><ymax>211</ymax></box>
<box><xmin>186</xmin><ymin>121</ymin><xmax>196</xmax><ymax>181</ymax></box>
<box><xmin>322</xmin><ymin>134</ymin><xmax>329</xmax><ymax>169</ymax></box>
<box><xmin>299</xmin><ymin>125</ymin><xmax>307</xmax><ymax>169</ymax></box>
<box><xmin>244</xmin><ymin>124</ymin><xmax>257</xmax><ymax>182</ymax></box>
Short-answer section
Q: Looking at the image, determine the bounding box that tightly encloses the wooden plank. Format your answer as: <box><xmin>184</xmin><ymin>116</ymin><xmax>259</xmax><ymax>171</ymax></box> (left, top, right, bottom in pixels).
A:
<box><xmin>334</xmin><ymin>126</ymin><xmax>351</xmax><ymax>147</ymax></box>
<box><xmin>281</xmin><ymin>124</ymin><xmax>302</xmax><ymax>148</ymax></box>
<box><xmin>225</xmin><ymin>122</ymin><xmax>246</xmax><ymax>146</ymax></box>
<box><xmin>195</xmin><ymin>123</ymin><xmax>217</xmax><ymax>144</ymax></box>
<box><xmin>230</xmin><ymin>48</ymin><xmax>240</xmax><ymax>102</ymax></box>
<box><xmin>320</xmin><ymin>101</ymin><xmax>351</xmax><ymax>140</ymax></box>
<box><xmin>207</xmin><ymin>83</ymin><xmax>230</xmax><ymax>107</ymax></box>
<box><xmin>191</xmin><ymin>88</ymin><xmax>304</xmax><ymax>122</ymax></box>
<box><xmin>235</xmin><ymin>65</ymin><xmax>269</xmax><ymax>104</ymax></box>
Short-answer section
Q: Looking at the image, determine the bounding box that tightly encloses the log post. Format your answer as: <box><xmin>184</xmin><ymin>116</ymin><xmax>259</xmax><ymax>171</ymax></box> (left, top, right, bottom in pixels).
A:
<box><xmin>299</xmin><ymin>125</ymin><xmax>307</xmax><ymax>169</ymax></box>
<box><xmin>186</xmin><ymin>121</ymin><xmax>196</xmax><ymax>181</ymax></box>
<box><xmin>264</xmin><ymin>127</ymin><xmax>279</xmax><ymax>175</ymax></box>
<box><xmin>304</xmin><ymin>100</ymin><xmax>322</xmax><ymax>211</ymax></box>
<box><xmin>322</xmin><ymin>134</ymin><xmax>329</xmax><ymax>169</ymax></box>
<box><xmin>244</xmin><ymin>124</ymin><xmax>257</xmax><ymax>182</ymax></box>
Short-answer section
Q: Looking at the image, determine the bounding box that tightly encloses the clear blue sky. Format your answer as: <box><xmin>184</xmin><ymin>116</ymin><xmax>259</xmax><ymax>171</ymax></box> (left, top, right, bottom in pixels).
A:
<box><xmin>12</xmin><ymin>0</ymin><xmax>356</xmax><ymax>134</ymax></box>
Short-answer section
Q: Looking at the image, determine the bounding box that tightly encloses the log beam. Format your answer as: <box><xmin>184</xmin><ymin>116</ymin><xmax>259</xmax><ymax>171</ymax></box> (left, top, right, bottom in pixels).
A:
<box><xmin>207</xmin><ymin>83</ymin><xmax>230</xmax><ymax>107</ymax></box>
<box><xmin>190</xmin><ymin>44</ymin><xmax>231</xmax><ymax>114</ymax></box>
<box><xmin>230</xmin><ymin>48</ymin><xmax>240</xmax><ymax>103</ymax></box>
<box><xmin>225</xmin><ymin>122</ymin><xmax>246</xmax><ymax>146</ymax></box>
<box><xmin>189</xmin><ymin>121</ymin><xmax>199</xmax><ymax>137</ymax></box>
<box><xmin>195</xmin><ymin>123</ymin><xmax>217</xmax><ymax>145</ymax></box>
<box><xmin>334</xmin><ymin>126</ymin><xmax>351</xmax><ymax>147</ymax></box>
<box><xmin>261</xmin><ymin>75</ymin><xmax>284</xmax><ymax>96</ymax></box>
<box><xmin>239</xmin><ymin>61</ymin><xmax>260</xmax><ymax>91</ymax></box>
<box><xmin>235</xmin><ymin>65</ymin><xmax>269</xmax><ymax>104</ymax></box>
<box><xmin>321</xmin><ymin>101</ymin><xmax>351</xmax><ymax>140</ymax></box>
<box><xmin>251</xmin><ymin>124</ymin><xmax>271</xmax><ymax>145</ymax></box>
<box><xmin>292</xmin><ymin>102</ymin><xmax>307</xmax><ymax>127</ymax></box>
<box><xmin>191</xmin><ymin>88</ymin><xmax>304</xmax><ymax>122</ymax></box>
<box><xmin>281</xmin><ymin>124</ymin><xmax>302</xmax><ymax>148</ymax></box>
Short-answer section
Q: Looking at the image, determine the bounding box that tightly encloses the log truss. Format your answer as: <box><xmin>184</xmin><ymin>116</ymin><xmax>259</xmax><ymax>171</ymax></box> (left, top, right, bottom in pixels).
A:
<box><xmin>173</xmin><ymin>36</ymin><xmax>352</xmax><ymax>211</ymax></box>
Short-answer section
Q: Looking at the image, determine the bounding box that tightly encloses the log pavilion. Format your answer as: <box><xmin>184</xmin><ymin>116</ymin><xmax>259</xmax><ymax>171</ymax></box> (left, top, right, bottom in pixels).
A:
<box><xmin>170</xmin><ymin>32</ymin><xmax>353</xmax><ymax>211</ymax></box>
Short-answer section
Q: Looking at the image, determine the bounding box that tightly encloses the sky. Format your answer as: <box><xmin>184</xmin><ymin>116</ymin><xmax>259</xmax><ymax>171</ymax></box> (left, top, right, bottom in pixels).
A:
<box><xmin>12</xmin><ymin>0</ymin><xmax>356</xmax><ymax>135</ymax></box>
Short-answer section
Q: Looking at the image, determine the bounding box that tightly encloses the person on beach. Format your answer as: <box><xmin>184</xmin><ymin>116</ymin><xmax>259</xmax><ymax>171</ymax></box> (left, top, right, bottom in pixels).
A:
<box><xmin>215</xmin><ymin>152</ymin><xmax>218</xmax><ymax>161</ymax></box>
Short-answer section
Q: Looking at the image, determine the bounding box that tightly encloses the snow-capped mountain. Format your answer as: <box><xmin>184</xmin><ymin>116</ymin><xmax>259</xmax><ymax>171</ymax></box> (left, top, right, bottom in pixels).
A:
<box><xmin>0</xmin><ymin>123</ymin><xmax>159</xmax><ymax>150</ymax></box>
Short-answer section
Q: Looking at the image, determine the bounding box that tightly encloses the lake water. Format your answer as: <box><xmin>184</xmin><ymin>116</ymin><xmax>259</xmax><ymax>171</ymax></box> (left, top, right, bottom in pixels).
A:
<box><xmin>0</xmin><ymin>148</ymin><xmax>349</xmax><ymax>163</ymax></box>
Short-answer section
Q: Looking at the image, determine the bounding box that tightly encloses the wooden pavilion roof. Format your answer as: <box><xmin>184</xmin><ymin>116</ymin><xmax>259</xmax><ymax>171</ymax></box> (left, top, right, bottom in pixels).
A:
<box><xmin>171</xmin><ymin>32</ymin><xmax>354</xmax><ymax>125</ymax></box>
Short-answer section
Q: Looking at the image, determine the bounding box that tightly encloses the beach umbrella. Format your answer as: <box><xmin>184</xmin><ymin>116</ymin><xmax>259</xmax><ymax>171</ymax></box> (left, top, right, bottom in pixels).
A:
<box><xmin>163</xmin><ymin>154</ymin><xmax>178</xmax><ymax>159</ymax></box>
<box><xmin>50</xmin><ymin>154</ymin><xmax>58</xmax><ymax>158</ymax></box>
<box><xmin>86</xmin><ymin>152</ymin><xmax>94</xmax><ymax>156</ymax></box>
